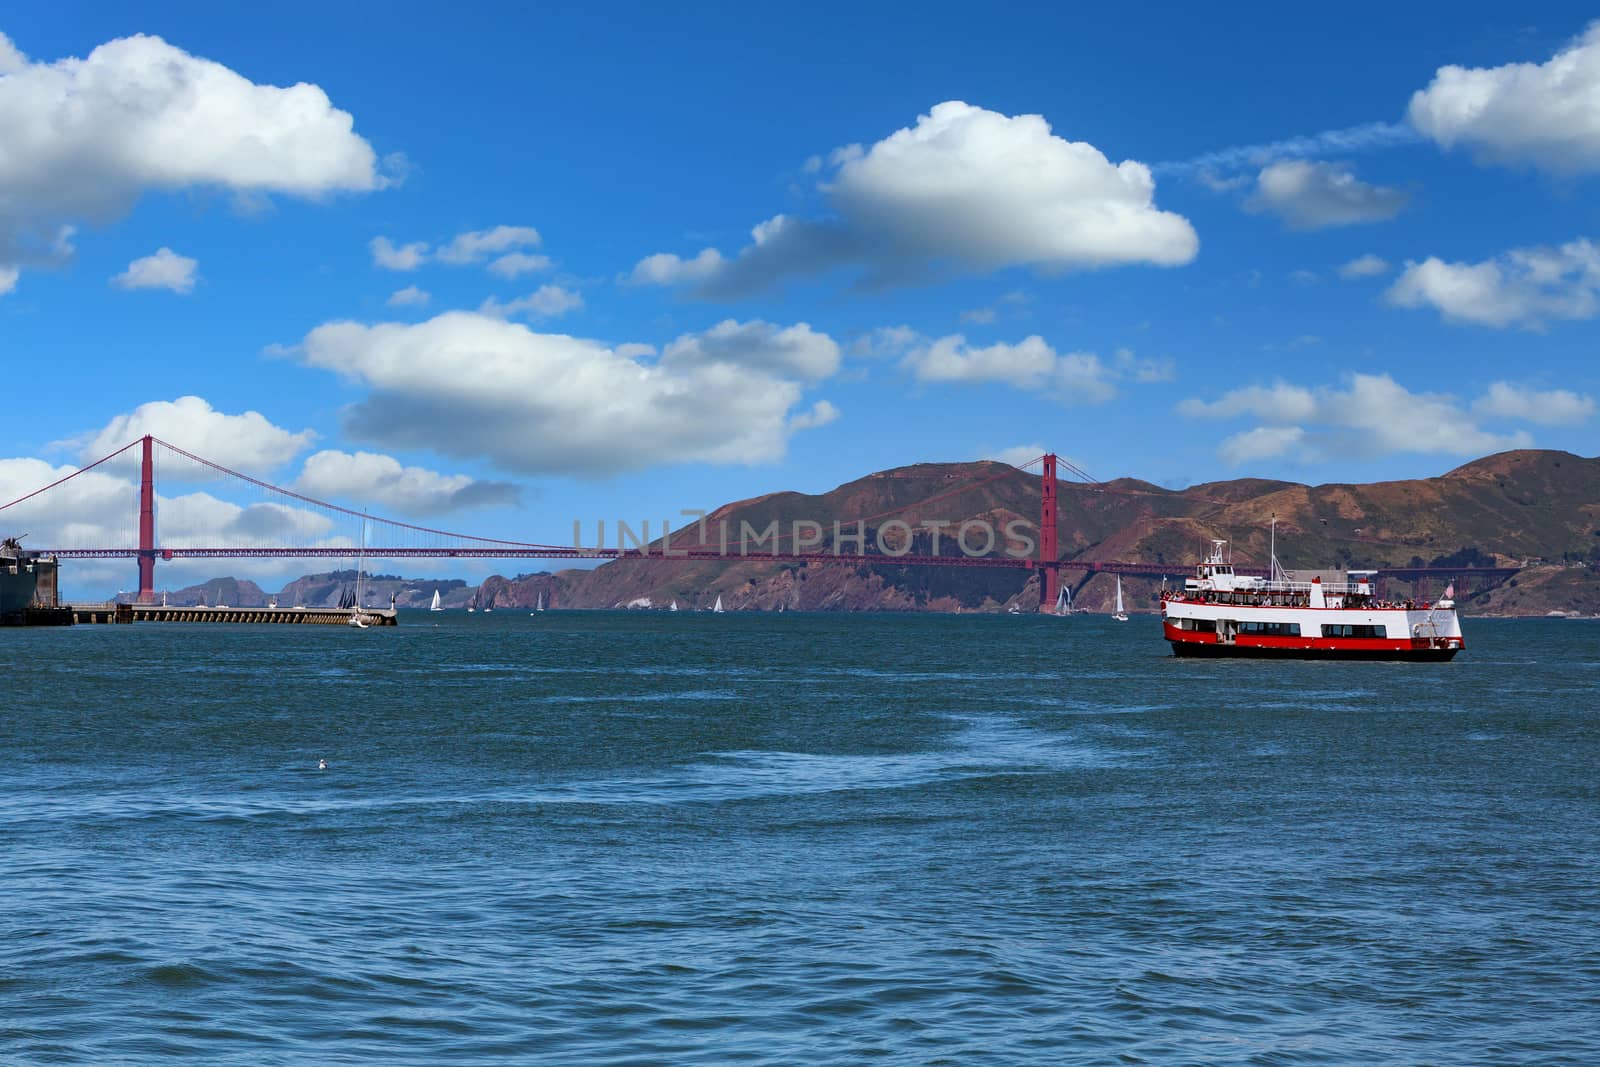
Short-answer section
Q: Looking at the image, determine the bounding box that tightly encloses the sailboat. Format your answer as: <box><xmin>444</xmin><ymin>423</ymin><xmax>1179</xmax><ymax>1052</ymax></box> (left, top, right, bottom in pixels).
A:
<box><xmin>467</xmin><ymin>591</ymin><xmax>477</xmax><ymax>614</ymax></box>
<box><xmin>669</xmin><ymin>599</ymin><xmax>678</xmax><ymax>612</ymax></box>
<box><xmin>348</xmin><ymin>515</ymin><xmax>370</xmax><ymax>629</ymax></box>
<box><xmin>1054</xmin><ymin>585</ymin><xmax>1069</xmax><ymax>616</ymax></box>
<box><xmin>484</xmin><ymin>592</ymin><xmax>493</xmax><ymax>614</ymax></box>
<box><xmin>712</xmin><ymin>595</ymin><xmax>725</xmax><ymax>614</ymax></box>
<box><xmin>430</xmin><ymin>589</ymin><xmax>442</xmax><ymax>612</ymax></box>
<box><xmin>1112</xmin><ymin>575</ymin><xmax>1129</xmax><ymax>622</ymax></box>
<box><xmin>530</xmin><ymin>591</ymin><xmax>545</xmax><ymax>617</ymax></box>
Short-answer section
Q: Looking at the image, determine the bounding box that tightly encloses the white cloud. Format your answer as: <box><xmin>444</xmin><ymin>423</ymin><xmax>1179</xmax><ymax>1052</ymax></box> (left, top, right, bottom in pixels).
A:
<box><xmin>1181</xmin><ymin>373</ymin><xmax>1534</xmax><ymax>464</ymax></box>
<box><xmin>1473</xmin><ymin>381</ymin><xmax>1595</xmax><ymax>425</ymax></box>
<box><xmin>371</xmin><ymin>237</ymin><xmax>428</xmax><ymax>271</ymax></box>
<box><xmin>849</xmin><ymin>325</ymin><xmax>920</xmax><ymax>359</ymax></box>
<box><xmin>1339</xmin><ymin>253</ymin><xmax>1391</xmax><ymax>279</ymax></box>
<box><xmin>1217</xmin><ymin>426</ymin><xmax>1307</xmax><ymax>465</ymax></box>
<box><xmin>386</xmin><ymin>285</ymin><xmax>430</xmax><ymax>307</ymax></box>
<box><xmin>661</xmin><ymin>319</ymin><xmax>840</xmax><ymax>381</ymax></box>
<box><xmin>1159</xmin><ymin>120</ymin><xmax>1419</xmax><ymax>177</ymax></box>
<box><xmin>1114</xmin><ymin>346</ymin><xmax>1175</xmax><ymax>383</ymax></box>
<box><xmin>370</xmin><ymin>226</ymin><xmax>544</xmax><ymax>273</ymax></box>
<box><xmin>902</xmin><ymin>335</ymin><xmax>1118</xmax><ymax>404</ymax></box>
<box><xmin>626</xmin><ymin>247</ymin><xmax>725</xmax><ymax>286</ymax></box>
<box><xmin>958</xmin><ymin>307</ymin><xmax>997</xmax><ymax>325</ymax></box>
<box><xmin>1178</xmin><ymin>382</ymin><xmax>1319</xmax><ymax>422</ymax></box>
<box><xmin>0</xmin><ymin>32</ymin><xmax>26</xmax><ymax>74</ymax></box>
<box><xmin>478</xmin><ymin>284</ymin><xmax>584</xmax><ymax>320</ymax></box>
<box><xmin>295</xmin><ymin>449</ymin><xmax>519</xmax><ymax>515</ymax></box>
<box><xmin>1408</xmin><ymin>22</ymin><xmax>1600</xmax><ymax>174</ymax></box>
<box><xmin>487</xmin><ymin>252</ymin><xmax>552</xmax><ymax>278</ymax></box>
<box><xmin>111</xmin><ymin>247</ymin><xmax>197</xmax><ymax>293</ymax></box>
<box><xmin>1385</xmin><ymin>238</ymin><xmax>1600</xmax><ymax>328</ymax></box>
<box><xmin>982</xmin><ymin>443</ymin><xmax>1048</xmax><ymax>467</ymax></box>
<box><xmin>436</xmin><ymin>225</ymin><xmax>541</xmax><ymax>265</ymax></box>
<box><xmin>0</xmin><ymin>31</ymin><xmax>384</xmax><ymax>285</ymax></box>
<box><xmin>1246</xmin><ymin>161</ymin><xmax>1408</xmax><ymax>229</ymax></box>
<box><xmin>630</xmin><ymin>100</ymin><xmax>1196</xmax><ymax>297</ymax></box>
<box><xmin>0</xmin><ymin>265</ymin><xmax>16</xmax><ymax>295</ymax></box>
<box><xmin>75</xmin><ymin>396</ymin><xmax>315</xmax><ymax>471</ymax></box>
<box><xmin>788</xmin><ymin>399</ymin><xmax>840</xmax><ymax>431</ymax></box>
<box><xmin>294</xmin><ymin>312</ymin><xmax>838</xmax><ymax>476</ymax></box>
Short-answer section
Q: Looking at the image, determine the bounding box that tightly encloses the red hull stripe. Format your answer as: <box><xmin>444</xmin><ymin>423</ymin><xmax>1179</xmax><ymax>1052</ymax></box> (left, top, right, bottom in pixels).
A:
<box><xmin>1163</xmin><ymin>622</ymin><xmax>1463</xmax><ymax>655</ymax></box>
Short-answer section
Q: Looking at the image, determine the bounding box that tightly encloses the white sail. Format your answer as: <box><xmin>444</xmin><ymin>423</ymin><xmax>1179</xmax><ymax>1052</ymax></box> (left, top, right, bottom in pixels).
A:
<box><xmin>536</xmin><ymin>592</ymin><xmax>544</xmax><ymax>612</ymax></box>
<box><xmin>670</xmin><ymin>600</ymin><xmax>678</xmax><ymax>612</ymax></box>
<box><xmin>1054</xmin><ymin>586</ymin><xmax>1067</xmax><ymax>614</ymax></box>
<box><xmin>713</xmin><ymin>595</ymin><xmax>724</xmax><ymax>613</ymax></box>
<box><xmin>430</xmin><ymin>589</ymin><xmax>442</xmax><ymax>612</ymax></box>
<box><xmin>1113</xmin><ymin>575</ymin><xmax>1129</xmax><ymax>621</ymax></box>
<box><xmin>348</xmin><ymin>514</ymin><xmax>369</xmax><ymax>628</ymax></box>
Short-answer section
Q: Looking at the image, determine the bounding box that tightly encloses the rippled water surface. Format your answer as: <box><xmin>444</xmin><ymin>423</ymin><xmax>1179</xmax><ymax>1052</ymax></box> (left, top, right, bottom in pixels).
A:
<box><xmin>5</xmin><ymin>613</ymin><xmax>1598</xmax><ymax>1063</ymax></box>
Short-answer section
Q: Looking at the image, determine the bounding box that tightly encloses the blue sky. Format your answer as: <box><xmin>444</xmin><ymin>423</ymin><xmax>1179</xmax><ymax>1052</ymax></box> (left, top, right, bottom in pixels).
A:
<box><xmin>2</xmin><ymin>3</ymin><xmax>1598</xmax><ymax>593</ymax></box>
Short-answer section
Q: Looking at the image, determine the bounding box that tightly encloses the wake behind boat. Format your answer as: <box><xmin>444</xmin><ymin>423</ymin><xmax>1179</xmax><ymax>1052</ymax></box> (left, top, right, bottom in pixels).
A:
<box><xmin>1160</xmin><ymin>539</ymin><xmax>1464</xmax><ymax>660</ymax></box>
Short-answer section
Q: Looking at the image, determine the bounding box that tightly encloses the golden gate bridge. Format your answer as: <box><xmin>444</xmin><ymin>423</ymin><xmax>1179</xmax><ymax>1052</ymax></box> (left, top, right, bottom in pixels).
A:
<box><xmin>1</xmin><ymin>435</ymin><xmax>1511</xmax><ymax>604</ymax></box>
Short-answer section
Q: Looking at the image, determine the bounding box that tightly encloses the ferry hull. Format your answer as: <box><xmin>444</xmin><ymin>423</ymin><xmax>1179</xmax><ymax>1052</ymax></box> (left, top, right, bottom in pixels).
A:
<box><xmin>1167</xmin><ymin>637</ymin><xmax>1460</xmax><ymax>662</ymax></box>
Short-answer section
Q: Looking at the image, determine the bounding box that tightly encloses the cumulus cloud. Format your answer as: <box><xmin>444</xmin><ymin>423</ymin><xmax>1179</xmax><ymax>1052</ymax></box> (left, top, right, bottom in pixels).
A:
<box><xmin>902</xmin><ymin>335</ymin><xmax>1119</xmax><ymax>404</ymax></box>
<box><xmin>0</xmin><ymin>31</ymin><xmax>384</xmax><ymax>285</ymax></box>
<box><xmin>74</xmin><ymin>396</ymin><xmax>315</xmax><ymax>471</ymax></box>
<box><xmin>487</xmin><ymin>252</ymin><xmax>552</xmax><ymax>278</ymax></box>
<box><xmin>661</xmin><ymin>319</ymin><xmax>840</xmax><ymax>381</ymax></box>
<box><xmin>630</xmin><ymin>101</ymin><xmax>1197</xmax><ymax>297</ymax></box>
<box><xmin>1246</xmin><ymin>161</ymin><xmax>1408</xmax><ymax>229</ymax></box>
<box><xmin>788</xmin><ymin>399</ymin><xmax>840</xmax><ymax>431</ymax></box>
<box><xmin>1385</xmin><ymin>237</ymin><xmax>1600</xmax><ymax>328</ymax></box>
<box><xmin>478</xmin><ymin>284</ymin><xmax>584</xmax><ymax>320</ymax></box>
<box><xmin>626</xmin><ymin>248</ymin><xmax>726</xmax><ymax>286</ymax></box>
<box><xmin>436</xmin><ymin>225</ymin><xmax>541</xmax><ymax>266</ymax></box>
<box><xmin>1339</xmin><ymin>253</ymin><xmax>1391</xmax><ymax>279</ymax></box>
<box><xmin>1178</xmin><ymin>382</ymin><xmax>1319</xmax><ymax>422</ymax></box>
<box><xmin>1217</xmin><ymin>426</ymin><xmax>1308</xmax><ymax>466</ymax></box>
<box><xmin>1114</xmin><ymin>346</ymin><xmax>1175</xmax><ymax>383</ymax></box>
<box><xmin>369</xmin><ymin>225</ymin><xmax>543</xmax><ymax>273</ymax></box>
<box><xmin>111</xmin><ymin>247</ymin><xmax>197</xmax><ymax>293</ymax></box>
<box><xmin>293</xmin><ymin>312</ymin><xmax>839</xmax><ymax>476</ymax></box>
<box><xmin>1473</xmin><ymin>381</ymin><xmax>1595</xmax><ymax>425</ymax></box>
<box><xmin>386</xmin><ymin>285</ymin><xmax>430</xmax><ymax>307</ymax></box>
<box><xmin>1180</xmin><ymin>373</ymin><xmax>1535</xmax><ymax>464</ymax></box>
<box><xmin>848</xmin><ymin>325</ymin><xmax>920</xmax><ymax>359</ymax></box>
<box><xmin>370</xmin><ymin>237</ymin><xmax>428</xmax><ymax>271</ymax></box>
<box><xmin>1408</xmin><ymin>22</ymin><xmax>1600</xmax><ymax>174</ymax></box>
<box><xmin>295</xmin><ymin>449</ymin><xmax>519</xmax><ymax>515</ymax></box>
<box><xmin>0</xmin><ymin>265</ymin><xmax>17</xmax><ymax>296</ymax></box>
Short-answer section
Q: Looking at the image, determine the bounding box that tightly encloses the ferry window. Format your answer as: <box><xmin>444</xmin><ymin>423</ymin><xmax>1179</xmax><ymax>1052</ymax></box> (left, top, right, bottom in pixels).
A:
<box><xmin>1321</xmin><ymin>624</ymin><xmax>1387</xmax><ymax>639</ymax></box>
<box><xmin>1238</xmin><ymin>621</ymin><xmax>1301</xmax><ymax>637</ymax></box>
<box><xmin>1182</xmin><ymin>618</ymin><xmax>1216</xmax><ymax>632</ymax></box>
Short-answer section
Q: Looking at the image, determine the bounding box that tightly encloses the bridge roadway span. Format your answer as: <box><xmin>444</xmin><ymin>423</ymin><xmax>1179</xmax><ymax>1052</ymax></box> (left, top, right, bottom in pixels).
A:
<box><xmin>40</xmin><ymin>546</ymin><xmax>1513</xmax><ymax>586</ymax></box>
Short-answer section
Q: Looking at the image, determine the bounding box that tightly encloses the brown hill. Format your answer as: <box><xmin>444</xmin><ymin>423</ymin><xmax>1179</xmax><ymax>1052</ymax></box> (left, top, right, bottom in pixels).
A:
<box><xmin>475</xmin><ymin>449</ymin><xmax>1599</xmax><ymax>615</ymax></box>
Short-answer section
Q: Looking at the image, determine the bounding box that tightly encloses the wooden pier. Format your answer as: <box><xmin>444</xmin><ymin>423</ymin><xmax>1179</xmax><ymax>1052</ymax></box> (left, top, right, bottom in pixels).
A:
<box><xmin>4</xmin><ymin>604</ymin><xmax>399</xmax><ymax>627</ymax></box>
<box><xmin>129</xmin><ymin>605</ymin><xmax>399</xmax><ymax>626</ymax></box>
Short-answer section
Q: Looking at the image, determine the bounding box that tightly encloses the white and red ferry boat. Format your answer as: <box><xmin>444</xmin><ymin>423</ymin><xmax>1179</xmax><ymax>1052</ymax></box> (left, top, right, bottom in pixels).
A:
<box><xmin>1161</xmin><ymin>540</ymin><xmax>1464</xmax><ymax>661</ymax></box>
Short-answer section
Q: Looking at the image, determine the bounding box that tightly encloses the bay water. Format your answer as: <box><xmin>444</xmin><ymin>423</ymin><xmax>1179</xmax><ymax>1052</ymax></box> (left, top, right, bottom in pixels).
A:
<box><xmin>4</xmin><ymin>613</ymin><xmax>1597</xmax><ymax>1063</ymax></box>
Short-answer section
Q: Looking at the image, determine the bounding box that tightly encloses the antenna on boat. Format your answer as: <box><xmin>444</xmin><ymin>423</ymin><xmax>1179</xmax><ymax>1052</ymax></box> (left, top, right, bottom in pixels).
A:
<box><xmin>1269</xmin><ymin>515</ymin><xmax>1279</xmax><ymax>583</ymax></box>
